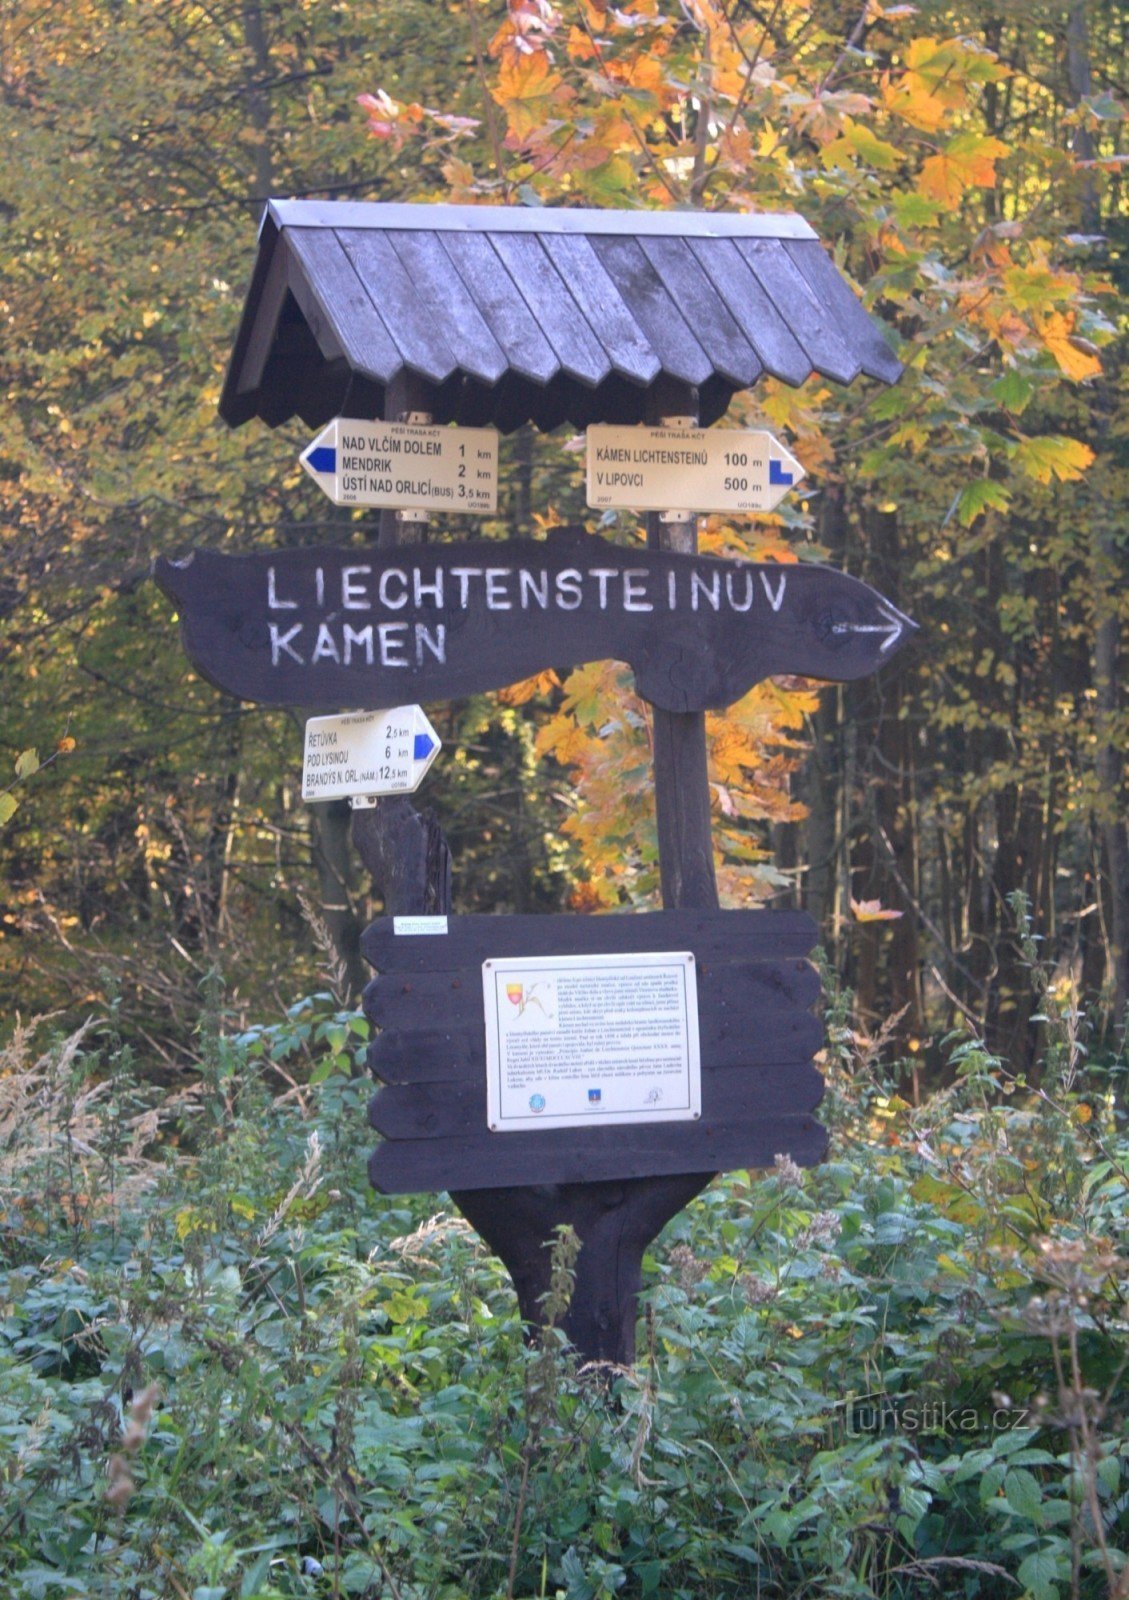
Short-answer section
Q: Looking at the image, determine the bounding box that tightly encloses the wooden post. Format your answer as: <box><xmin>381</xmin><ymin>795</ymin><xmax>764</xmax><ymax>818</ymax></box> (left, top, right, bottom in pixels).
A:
<box><xmin>645</xmin><ymin>382</ymin><xmax>720</xmax><ymax>915</ymax></box>
<box><xmin>351</xmin><ymin>370</ymin><xmax>452</xmax><ymax>915</ymax></box>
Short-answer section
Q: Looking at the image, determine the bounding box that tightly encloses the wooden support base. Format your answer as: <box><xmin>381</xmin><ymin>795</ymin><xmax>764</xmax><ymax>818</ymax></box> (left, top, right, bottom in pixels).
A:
<box><xmin>454</xmin><ymin>1175</ymin><xmax>713</xmax><ymax>1363</ymax></box>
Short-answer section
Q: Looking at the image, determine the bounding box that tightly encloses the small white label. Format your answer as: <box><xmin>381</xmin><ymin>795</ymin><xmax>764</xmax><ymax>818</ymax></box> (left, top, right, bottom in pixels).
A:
<box><xmin>586</xmin><ymin>424</ymin><xmax>804</xmax><ymax>514</ymax></box>
<box><xmin>301</xmin><ymin>706</ymin><xmax>441</xmax><ymax>802</ymax></box>
<box><xmin>483</xmin><ymin>951</ymin><xmax>700</xmax><ymax>1132</ymax></box>
<box><xmin>393</xmin><ymin>916</ymin><xmax>449</xmax><ymax>936</ymax></box>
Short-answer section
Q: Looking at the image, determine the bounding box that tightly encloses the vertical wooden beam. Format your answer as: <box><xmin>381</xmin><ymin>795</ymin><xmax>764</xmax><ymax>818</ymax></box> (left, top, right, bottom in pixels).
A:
<box><xmin>460</xmin><ymin>385</ymin><xmax>720</xmax><ymax>1366</ymax></box>
<box><xmin>645</xmin><ymin>383</ymin><xmax>720</xmax><ymax>915</ymax></box>
<box><xmin>352</xmin><ymin>369</ymin><xmax>453</xmax><ymax>915</ymax></box>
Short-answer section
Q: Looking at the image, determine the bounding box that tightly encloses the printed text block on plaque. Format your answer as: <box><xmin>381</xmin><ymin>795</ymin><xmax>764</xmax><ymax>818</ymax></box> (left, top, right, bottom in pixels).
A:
<box><xmin>301</xmin><ymin>417</ymin><xmax>498</xmax><ymax>513</ymax></box>
<box><xmin>483</xmin><ymin>952</ymin><xmax>701</xmax><ymax>1132</ymax></box>
<box><xmin>586</xmin><ymin>425</ymin><xmax>804</xmax><ymax>514</ymax></box>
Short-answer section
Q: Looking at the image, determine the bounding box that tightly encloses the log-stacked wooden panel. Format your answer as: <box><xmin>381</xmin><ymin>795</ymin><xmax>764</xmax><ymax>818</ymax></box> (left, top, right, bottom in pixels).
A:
<box><xmin>362</xmin><ymin>911</ymin><xmax>828</xmax><ymax>1194</ymax></box>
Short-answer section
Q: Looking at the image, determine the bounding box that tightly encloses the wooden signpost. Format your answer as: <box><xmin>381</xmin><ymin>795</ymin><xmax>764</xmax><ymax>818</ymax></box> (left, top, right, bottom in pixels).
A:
<box><xmin>154</xmin><ymin>531</ymin><xmax>914</xmax><ymax>715</ymax></box>
<box><xmin>178</xmin><ymin>199</ymin><xmax>912</xmax><ymax>1367</ymax></box>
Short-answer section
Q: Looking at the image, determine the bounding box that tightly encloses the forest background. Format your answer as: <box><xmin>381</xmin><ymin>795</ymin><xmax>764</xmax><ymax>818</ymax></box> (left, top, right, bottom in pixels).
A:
<box><xmin>0</xmin><ymin>0</ymin><xmax>1126</xmax><ymax>1075</ymax></box>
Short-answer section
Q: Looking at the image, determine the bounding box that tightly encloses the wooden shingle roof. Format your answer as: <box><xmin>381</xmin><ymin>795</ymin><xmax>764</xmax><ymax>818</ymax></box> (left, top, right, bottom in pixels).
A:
<box><xmin>219</xmin><ymin>201</ymin><xmax>902</xmax><ymax>434</ymax></box>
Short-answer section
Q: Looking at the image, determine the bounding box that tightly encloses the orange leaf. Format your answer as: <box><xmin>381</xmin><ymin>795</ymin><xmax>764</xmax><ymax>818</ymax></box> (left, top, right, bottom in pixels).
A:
<box><xmin>851</xmin><ymin>898</ymin><xmax>904</xmax><ymax>923</ymax></box>
<box><xmin>497</xmin><ymin>669</ymin><xmax>562</xmax><ymax>706</ymax></box>
<box><xmin>567</xmin><ymin>24</ymin><xmax>599</xmax><ymax>61</ymax></box>
<box><xmin>1036</xmin><ymin>311</ymin><xmax>1103</xmax><ymax>381</ymax></box>
<box><xmin>918</xmin><ymin>134</ymin><xmax>1009</xmax><ymax>207</ymax></box>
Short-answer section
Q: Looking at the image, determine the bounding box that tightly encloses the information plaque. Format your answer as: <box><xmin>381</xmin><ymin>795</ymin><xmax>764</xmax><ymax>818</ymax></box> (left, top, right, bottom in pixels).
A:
<box><xmin>482</xmin><ymin>952</ymin><xmax>701</xmax><ymax>1132</ymax></box>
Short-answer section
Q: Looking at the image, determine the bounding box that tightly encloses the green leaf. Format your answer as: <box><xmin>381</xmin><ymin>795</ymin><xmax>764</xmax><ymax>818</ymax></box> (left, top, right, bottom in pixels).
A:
<box><xmin>1017</xmin><ymin>1547</ymin><xmax>1061</xmax><ymax>1600</ymax></box>
<box><xmin>992</xmin><ymin>370</ymin><xmax>1034</xmax><ymax>414</ymax></box>
<box><xmin>845</xmin><ymin>122</ymin><xmax>902</xmax><ymax>170</ymax></box>
<box><xmin>891</xmin><ymin>189</ymin><xmax>943</xmax><ymax>227</ymax></box>
<box><xmin>0</xmin><ymin>792</ymin><xmax>17</xmax><ymax>826</ymax></box>
<box><xmin>957</xmin><ymin>478</ymin><xmax>1011</xmax><ymax>526</ymax></box>
<box><xmin>14</xmin><ymin>748</ymin><xmax>39</xmax><ymax>779</ymax></box>
<box><xmin>1004</xmin><ymin>1467</ymin><xmax>1045</xmax><ymax>1523</ymax></box>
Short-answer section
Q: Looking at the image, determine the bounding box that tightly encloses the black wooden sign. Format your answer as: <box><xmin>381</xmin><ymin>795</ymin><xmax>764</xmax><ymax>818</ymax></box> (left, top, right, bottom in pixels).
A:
<box><xmin>362</xmin><ymin>910</ymin><xmax>827</xmax><ymax>1195</ymax></box>
<box><xmin>155</xmin><ymin>526</ymin><xmax>915</xmax><ymax>715</ymax></box>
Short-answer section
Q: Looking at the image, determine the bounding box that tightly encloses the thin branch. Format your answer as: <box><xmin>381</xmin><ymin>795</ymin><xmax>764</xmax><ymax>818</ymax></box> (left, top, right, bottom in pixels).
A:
<box><xmin>465</xmin><ymin>0</ymin><xmax>509</xmax><ymax>196</ymax></box>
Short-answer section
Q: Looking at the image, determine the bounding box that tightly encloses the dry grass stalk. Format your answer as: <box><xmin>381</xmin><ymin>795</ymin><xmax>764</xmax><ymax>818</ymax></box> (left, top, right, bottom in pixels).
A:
<box><xmin>105</xmin><ymin>1383</ymin><xmax>160</xmax><ymax>1513</ymax></box>
<box><xmin>296</xmin><ymin>887</ymin><xmax>351</xmax><ymax>1010</ymax></box>
<box><xmin>0</xmin><ymin>1016</ymin><xmax>182</xmax><ymax>1213</ymax></box>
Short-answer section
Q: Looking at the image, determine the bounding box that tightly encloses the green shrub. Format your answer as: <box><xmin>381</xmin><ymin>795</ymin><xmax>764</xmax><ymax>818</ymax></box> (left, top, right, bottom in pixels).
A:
<box><xmin>0</xmin><ymin>980</ymin><xmax>1125</xmax><ymax>1599</ymax></box>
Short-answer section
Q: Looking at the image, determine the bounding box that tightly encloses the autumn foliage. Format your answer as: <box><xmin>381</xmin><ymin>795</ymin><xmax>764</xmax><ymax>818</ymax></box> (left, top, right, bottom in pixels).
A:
<box><xmin>0</xmin><ymin>0</ymin><xmax>1125</xmax><ymax>1071</ymax></box>
<box><xmin>358</xmin><ymin>0</ymin><xmax>1124</xmax><ymax>1056</ymax></box>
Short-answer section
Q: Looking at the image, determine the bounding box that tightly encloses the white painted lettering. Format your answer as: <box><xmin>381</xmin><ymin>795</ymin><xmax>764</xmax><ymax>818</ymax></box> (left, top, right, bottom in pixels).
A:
<box><xmin>555</xmin><ymin>568</ymin><xmax>583</xmax><ymax>610</ymax></box>
<box><xmin>726</xmin><ymin>571</ymin><xmax>754</xmax><ymax>612</ymax></box>
<box><xmin>667</xmin><ymin>570</ymin><xmax>677</xmax><ymax>610</ymax></box>
<box><xmin>270</xmin><ymin>623</ymin><xmax>304</xmax><ymax>665</ymax></box>
<box><xmin>485</xmin><ymin>567</ymin><xmax>513</xmax><ymax>610</ymax></box>
<box><xmin>315</xmin><ymin>567</ymin><xmax>325</xmax><ymax>608</ymax></box>
<box><xmin>378</xmin><ymin>622</ymin><xmax>409</xmax><ymax>667</ymax></box>
<box><xmin>590</xmin><ymin>568</ymin><xmax>617</xmax><ymax>609</ymax></box>
<box><xmin>691</xmin><ymin>570</ymin><xmax>721</xmax><ymax>611</ymax></box>
<box><xmin>415</xmin><ymin>622</ymin><xmax>446</xmax><ymax>665</ymax></box>
<box><xmin>450</xmin><ymin>566</ymin><xmax>482</xmax><ymax>607</ymax></box>
<box><xmin>311</xmin><ymin>623</ymin><xmax>341</xmax><ymax>664</ymax></box>
<box><xmin>341</xmin><ymin>565</ymin><xmax>371</xmax><ymax>610</ymax></box>
<box><xmin>267</xmin><ymin>566</ymin><xmax>298</xmax><ymax>610</ymax></box>
<box><xmin>378</xmin><ymin>568</ymin><xmax>409</xmax><ymax>610</ymax></box>
<box><xmin>343</xmin><ymin>623</ymin><xmax>374</xmax><ymax>665</ymax></box>
<box><xmin>519</xmin><ymin>569</ymin><xmax>549</xmax><ymax>609</ymax></box>
<box><xmin>413</xmin><ymin>567</ymin><xmax>444</xmax><ymax>608</ymax></box>
<box><xmin>760</xmin><ymin>571</ymin><xmax>787</xmax><ymax>611</ymax></box>
<box><xmin>622</xmin><ymin>570</ymin><xmax>652</xmax><ymax>612</ymax></box>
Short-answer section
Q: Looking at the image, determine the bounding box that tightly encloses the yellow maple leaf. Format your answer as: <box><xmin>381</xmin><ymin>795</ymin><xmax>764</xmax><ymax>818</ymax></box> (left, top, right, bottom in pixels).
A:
<box><xmin>1035</xmin><ymin>311</ymin><xmax>1103</xmax><ymax>381</ymax></box>
<box><xmin>883</xmin><ymin>37</ymin><xmax>967</xmax><ymax>132</ymax></box>
<box><xmin>918</xmin><ymin>133</ymin><xmax>1009</xmax><ymax>207</ymax></box>
<box><xmin>492</xmin><ymin>48</ymin><xmax>569</xmax><ymax>140</ymax></box>
<box><xmin>1014</xmin><ymin>434</ymin><xmax>1095</xmax><ymax>485</ymax></box>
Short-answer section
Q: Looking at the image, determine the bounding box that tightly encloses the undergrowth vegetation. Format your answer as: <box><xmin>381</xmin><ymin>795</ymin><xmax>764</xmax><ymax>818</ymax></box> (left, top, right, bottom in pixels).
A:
<box><xmin>1</xmin><ymin>966</ymin><xmax>1126</xmax><ymax>1600</ymax></box>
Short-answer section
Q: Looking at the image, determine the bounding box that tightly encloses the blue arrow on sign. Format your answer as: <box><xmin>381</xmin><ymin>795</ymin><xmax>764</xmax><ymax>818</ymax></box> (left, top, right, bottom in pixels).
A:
<box><xmin>413</xmin><ymin>732</ymin><xmax>436</xmax><ymax>761</ymax></box>
<box><xmin>305</xmin><ymin>445</ymin><xmax>337</xmax><ymax>475</ymax></box>
<box><xmin>769</xmin><ymin>458</ymin><xmax>794</xmax><ymax>486</ymax></box>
